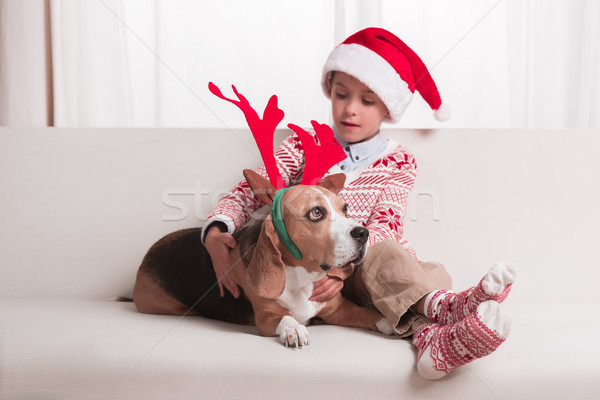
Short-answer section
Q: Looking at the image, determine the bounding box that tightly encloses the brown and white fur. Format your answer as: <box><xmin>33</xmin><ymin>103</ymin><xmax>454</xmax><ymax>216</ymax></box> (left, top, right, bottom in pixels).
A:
<box><xmin>133</xmin><ymin>171</ymin><xmax>393</xmax><ymax>347</ymax></box>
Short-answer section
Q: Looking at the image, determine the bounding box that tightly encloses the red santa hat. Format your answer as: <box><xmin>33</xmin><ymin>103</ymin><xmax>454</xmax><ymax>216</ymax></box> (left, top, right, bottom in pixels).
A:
<box><xmin>321</xmin><ymin>27</ymin><xmax>450</xmax><ymax>123</ymax></box>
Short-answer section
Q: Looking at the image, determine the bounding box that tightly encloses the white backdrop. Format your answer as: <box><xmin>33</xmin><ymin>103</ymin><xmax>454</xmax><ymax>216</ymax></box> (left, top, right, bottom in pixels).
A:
<box><xmin>1</xmin><ymin>0</ymin><xmax>599</xmax><ymax>128</ymax></box>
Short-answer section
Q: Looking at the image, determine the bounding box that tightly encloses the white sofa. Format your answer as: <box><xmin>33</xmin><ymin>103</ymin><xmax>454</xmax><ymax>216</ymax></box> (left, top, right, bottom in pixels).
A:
<box><xmin>1</xmin><ymin>127</ymin><xmax>599</xmax><ymax>399</ymax></box>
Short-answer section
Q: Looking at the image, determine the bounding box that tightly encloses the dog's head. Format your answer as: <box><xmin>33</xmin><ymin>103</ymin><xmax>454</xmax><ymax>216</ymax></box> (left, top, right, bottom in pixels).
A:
<box><xmin>243</xmin><ymin>170</ymin><xmax>368</xmax><ymax>299</ymax></box>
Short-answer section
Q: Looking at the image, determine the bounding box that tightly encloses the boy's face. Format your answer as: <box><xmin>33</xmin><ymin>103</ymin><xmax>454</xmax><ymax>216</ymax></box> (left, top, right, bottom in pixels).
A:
<box><xmin>329</xmin><ymin>72</ymin><xmax>389</xmax><ymax>144</ymax></box>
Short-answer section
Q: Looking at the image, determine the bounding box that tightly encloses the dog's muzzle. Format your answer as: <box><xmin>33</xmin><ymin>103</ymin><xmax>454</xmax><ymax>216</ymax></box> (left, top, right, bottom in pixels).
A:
<box><xmin>322</xmin><ymin>226</ymin><xmax>369</xmax><ymax>271</ymax></box>
<box><xmin>350</xmin><ymin>226</ymin><xmax>369</xmax><ymax>245</ymax></box>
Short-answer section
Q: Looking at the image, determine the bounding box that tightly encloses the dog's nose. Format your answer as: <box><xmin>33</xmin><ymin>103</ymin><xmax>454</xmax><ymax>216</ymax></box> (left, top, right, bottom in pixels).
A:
<box><xmin>350</xmin><ymin>226</ymin><xmax>369</xmax><ymax>244</ymax></box>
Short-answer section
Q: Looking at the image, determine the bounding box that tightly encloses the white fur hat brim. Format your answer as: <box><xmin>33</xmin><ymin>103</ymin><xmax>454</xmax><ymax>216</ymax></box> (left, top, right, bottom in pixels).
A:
<box><xmin>321</xmin><ymin>43</ymin><xmax>413</xmax><ymax>124</ymax></box>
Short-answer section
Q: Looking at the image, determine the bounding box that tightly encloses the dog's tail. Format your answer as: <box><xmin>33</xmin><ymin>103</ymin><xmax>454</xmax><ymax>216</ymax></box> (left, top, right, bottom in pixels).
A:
<box><xmin>108</xmin><ymin>296</ymin><xmax>134</xmax><ymax>302</ymax></box>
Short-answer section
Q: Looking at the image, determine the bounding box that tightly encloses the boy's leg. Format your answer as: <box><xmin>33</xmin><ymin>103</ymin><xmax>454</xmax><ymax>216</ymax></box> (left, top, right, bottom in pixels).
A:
<box><xmin>413</xmin><ymin>300</ymin><xmax>511</xmax><ymax>379</ymax></box>
<box><xmin>342</xmin><ymin>240</ymin><xmax>514</xmax><ymax>379</ymax></box>
<box><xmin>423</xmin><ymin>262</ymin><xmax>516</xmax><ymax>325</ymax></box>
<box><xmin>342</xmin><ymin>240</ymin><xmax>452</xmax><ymax>337</ymax></box>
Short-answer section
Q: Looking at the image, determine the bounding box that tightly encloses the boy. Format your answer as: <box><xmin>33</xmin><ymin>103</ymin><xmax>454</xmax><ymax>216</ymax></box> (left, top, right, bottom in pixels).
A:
<box><xmin>203</xmin><ymin>27</ymin><xmax>515</xmax><ymax>379</ymax></box>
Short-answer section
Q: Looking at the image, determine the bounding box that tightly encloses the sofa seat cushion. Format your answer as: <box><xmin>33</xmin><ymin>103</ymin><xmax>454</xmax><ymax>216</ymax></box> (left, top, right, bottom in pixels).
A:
<box><xmin>1</xmin><ymin>299</ymin><xmax>598</xmax><ymax>399</ymax></box>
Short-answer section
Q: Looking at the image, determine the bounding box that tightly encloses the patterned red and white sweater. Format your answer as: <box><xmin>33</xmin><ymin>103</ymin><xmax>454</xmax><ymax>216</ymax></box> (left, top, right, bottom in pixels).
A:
<box><xmin>204</xmin><ymin>132</ymin><xmax>419</xmax><ymax>260</ymax></box>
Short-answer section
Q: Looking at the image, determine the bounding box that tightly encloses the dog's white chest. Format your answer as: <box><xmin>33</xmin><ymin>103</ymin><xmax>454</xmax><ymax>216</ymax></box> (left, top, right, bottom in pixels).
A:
<box><xmin>276</xmin><ymin>267</ymin><xmax>325</xmax><ymax>325</ymax></box>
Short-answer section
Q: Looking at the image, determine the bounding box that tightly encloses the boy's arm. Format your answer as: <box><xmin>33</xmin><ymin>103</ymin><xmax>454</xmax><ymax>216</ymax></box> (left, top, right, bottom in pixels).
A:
<box><xmin>201</xmin><ymin>132</ymin><xmax>304</xmax><ymax>243</ymax></box>
<box><xmin>364</xmin><ymin>159</ymin><xmax>419</xmax><ymax>260</ymax></box>
<box><xmin>200</xmin><ymin>165</ymin><xmax>268</xmax><ymax>243</ymax></box>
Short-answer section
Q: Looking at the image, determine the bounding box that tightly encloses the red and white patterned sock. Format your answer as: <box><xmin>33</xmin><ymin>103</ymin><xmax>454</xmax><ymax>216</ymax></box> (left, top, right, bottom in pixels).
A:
<box><xmin>413</xmin><ymin>300</ymin><xmax>510</xmax><ymax>380</ymax></box>
<box><xmin>424</xmin><ymin>262</ymin><xmax>516</xmax><ymax>325</ymax></box>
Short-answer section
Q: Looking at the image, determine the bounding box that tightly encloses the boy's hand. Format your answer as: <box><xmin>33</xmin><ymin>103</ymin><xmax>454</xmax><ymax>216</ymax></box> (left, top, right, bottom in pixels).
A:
<box><xmin>205</xmin><ymin>225</ymin><xmax>240</xmax><ymax>299</ymax></box>
<box><xmin>310</xmin><ymin>276</ymin><xmax>343</xmax><ymax>302</ymax></box>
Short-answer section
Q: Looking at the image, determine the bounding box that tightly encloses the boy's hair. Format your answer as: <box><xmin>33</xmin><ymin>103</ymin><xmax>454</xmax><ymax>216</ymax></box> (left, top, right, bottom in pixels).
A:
<box><xmin>326</xmin><ymin>71</ymin><xmax>390</xmax><ymax>117</ymax></box>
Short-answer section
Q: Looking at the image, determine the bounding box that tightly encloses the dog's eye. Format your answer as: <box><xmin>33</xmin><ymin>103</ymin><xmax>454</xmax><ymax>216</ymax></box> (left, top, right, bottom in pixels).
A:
<box><xmin>308</xmin><ymin>207</ymin><xmax>326</xmax><ymax>222</ymax></box>
<box><xmin>342</xmin><ymin>204</ymin><xmax>349</xmax><ymax>216</ymax></box>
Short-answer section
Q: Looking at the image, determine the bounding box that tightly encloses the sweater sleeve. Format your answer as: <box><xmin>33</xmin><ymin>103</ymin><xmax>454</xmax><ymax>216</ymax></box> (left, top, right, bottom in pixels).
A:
<box><xmin>364</xmin><ymin>150</ymin><xmax>419</xmax><ymax>260</ymax></box>
<box><xmin>201</xmin><ymin>133</ymin><xmax>305</xmax><ymax>243</ymax></box>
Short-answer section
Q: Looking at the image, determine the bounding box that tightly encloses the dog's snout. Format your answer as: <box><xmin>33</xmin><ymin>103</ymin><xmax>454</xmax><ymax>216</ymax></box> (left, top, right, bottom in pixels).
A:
<box><xmin>350</xmin><ymin>226</ymin><xmax>369</xmax><ymax>244</ymax></box>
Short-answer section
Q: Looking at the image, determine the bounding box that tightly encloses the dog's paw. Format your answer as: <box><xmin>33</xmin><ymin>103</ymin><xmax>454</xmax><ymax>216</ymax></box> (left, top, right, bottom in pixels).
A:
<box><xmin>376</xmin><ymin>318</ymin><xmax>394</xmax><ymax>336</ymax></box>
<box><xmin>275</xmin><ymin>316</ymin><xmax>310</xmax><ymax>348</ymax></box>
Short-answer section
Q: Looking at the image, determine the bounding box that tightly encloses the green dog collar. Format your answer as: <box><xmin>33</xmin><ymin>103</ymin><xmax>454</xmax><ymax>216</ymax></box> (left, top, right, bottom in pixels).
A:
<box><xmin>271</xmin><ymin>188</ymin><xmax>303</xmax><ymax>260</ymax></box>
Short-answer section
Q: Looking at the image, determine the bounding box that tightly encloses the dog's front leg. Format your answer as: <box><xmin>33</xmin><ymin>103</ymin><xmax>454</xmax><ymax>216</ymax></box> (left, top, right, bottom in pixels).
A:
<box><xmin>255</xmin><ymin>309</ymin><xmax>310</xmax><ymax>348</ymax></box>
<box><xmin>275</xmin><ymin>316</ymin><xmax>310</xmax><ymax>348</ymax></box>
<box><xmin>319</xmin><ymin>295</ymin><xmax>394</xmax><ymax>335</ymax></box>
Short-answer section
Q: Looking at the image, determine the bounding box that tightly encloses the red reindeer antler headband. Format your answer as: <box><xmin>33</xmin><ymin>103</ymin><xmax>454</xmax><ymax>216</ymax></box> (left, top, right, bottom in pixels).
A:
<box><xmin>208</xmin><ymin>82</ymin><xmax>346</xmax><ymax>189</ymax></box>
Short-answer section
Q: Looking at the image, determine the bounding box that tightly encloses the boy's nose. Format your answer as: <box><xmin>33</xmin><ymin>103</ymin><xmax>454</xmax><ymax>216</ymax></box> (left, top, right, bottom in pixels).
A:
<box><xmin>344</xmin><ymin>101</ymin><xmax>358</xmax><ymax>116</ymax></box>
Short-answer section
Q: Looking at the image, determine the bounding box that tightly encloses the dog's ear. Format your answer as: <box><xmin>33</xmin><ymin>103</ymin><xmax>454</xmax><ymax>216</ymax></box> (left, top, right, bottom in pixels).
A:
<box><xmin>317</xmin><ymin>173</ymin><xmax>346</xmax><ymax>195</ymax></box>
<box><xmin>244</xmin><ymin>169</ymin><xmax>278</xmax><ymax>206</ymax></box>
<box><xmin>246</xmin><ymin>219</ymin><xmax>286</xmax><ymax>299</ymax></box>
<box><xmin>326</xmin><ymin>264</ymin><xmax>355</xmax><ymax>281</ymax></box>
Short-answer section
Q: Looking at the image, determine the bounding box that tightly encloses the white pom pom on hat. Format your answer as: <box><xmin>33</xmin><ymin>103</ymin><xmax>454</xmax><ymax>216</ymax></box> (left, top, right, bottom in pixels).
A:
<box><xmin>321</xmin><ymin>27</ymin><xmax>450</xmax><ymax>123</ymax></box>
<box><xmin>433</xmin><ymin>103</ymin><xmax>451</xmax><ymax>122</ymax></box>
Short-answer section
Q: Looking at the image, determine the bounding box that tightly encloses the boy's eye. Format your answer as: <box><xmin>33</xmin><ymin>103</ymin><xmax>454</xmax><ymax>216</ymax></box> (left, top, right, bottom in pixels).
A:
<box><xmin>335</xmin><ymin>92</ymin><xmax>348</xmax><ymax>99</ymax></box>
<box><xmin>362</xmin><ymin>98</ymin><xmax>376</xmax><ymax>105</ymax></box>
<box><xmin>307</xmin><ymin>207</ymin><xmax>326</xmax><ymax>222</ymax></box>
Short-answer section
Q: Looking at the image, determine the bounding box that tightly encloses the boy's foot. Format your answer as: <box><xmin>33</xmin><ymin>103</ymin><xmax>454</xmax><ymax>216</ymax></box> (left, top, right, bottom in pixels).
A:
<box><xmin>413</xmin><ymin>300</ymin><xmax>510</xmax><ymax>380</ymax></box>
<box><xmin>425</xmin><ymin>262</ymin><xmax>516</xmax><ymax>325</ymax></box>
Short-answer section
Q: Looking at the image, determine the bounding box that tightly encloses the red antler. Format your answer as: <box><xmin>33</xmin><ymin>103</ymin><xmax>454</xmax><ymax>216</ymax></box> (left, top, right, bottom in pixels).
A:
<box><xmin>209</xmin><ymin>82</ymin><xmax>286</xmax><ymax>189</ymax></box>
<box><xmin>210</xmin><ymin>82</ymin><xmax>346</xmax><ymax>188</ymax></box>
<box><xmin>288</xmin><ymin>121</ymin><xmax>347</xmax><ymax>185</ymax></box>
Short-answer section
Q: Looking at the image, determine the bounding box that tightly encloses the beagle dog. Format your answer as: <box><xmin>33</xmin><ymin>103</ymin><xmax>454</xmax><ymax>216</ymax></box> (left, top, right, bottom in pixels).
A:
<box><xmin>134</xmin><ymin>171</ymin><xmax>393</xmax><ymax>347</ymax></box>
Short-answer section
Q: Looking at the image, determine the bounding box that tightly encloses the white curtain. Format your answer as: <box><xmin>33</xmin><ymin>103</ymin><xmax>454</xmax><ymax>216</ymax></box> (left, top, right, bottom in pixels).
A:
<box><xmin>49</xmin><ymin>0</ymin><xmax>133</xmax><ymax>126</ymax></box>
<box><xmin>1</xmin><ymin>0</ymin><xmax>599</xmax><ymax>128</ymax></box>
<box><xmin>0</xmin><ymin>0</ymin><xmax>53</xmax><ymax>126</ymax></box>
<box><xmin>505</xmin><ymin>0</ymin><xmax>600</xmax><ymax>128</ymax></box>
